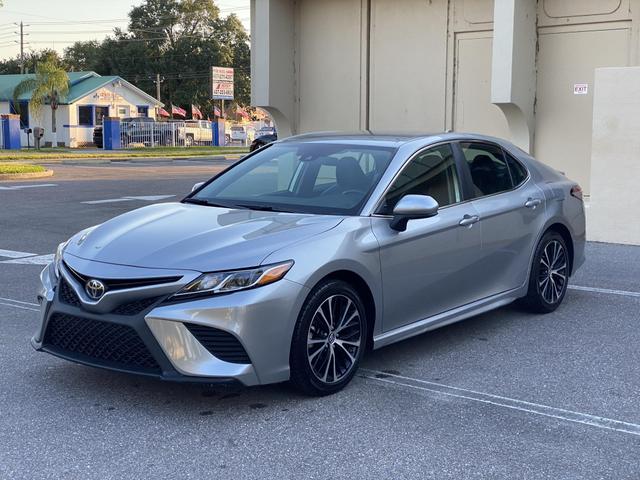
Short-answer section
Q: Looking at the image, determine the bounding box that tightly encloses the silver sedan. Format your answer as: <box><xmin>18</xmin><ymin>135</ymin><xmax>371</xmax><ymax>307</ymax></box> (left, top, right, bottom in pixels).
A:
<box><xmin>33</xmin><ymin>133</ymin><xmax>585</xmax><ymax>396</ymax></box>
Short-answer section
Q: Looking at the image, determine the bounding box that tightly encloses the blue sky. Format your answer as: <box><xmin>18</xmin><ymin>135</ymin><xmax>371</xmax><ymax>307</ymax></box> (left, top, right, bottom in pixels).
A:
<box><xmin>0</xmin><ymin>0</ymin><xmax>250</xmax><ymax>60</ymax></box>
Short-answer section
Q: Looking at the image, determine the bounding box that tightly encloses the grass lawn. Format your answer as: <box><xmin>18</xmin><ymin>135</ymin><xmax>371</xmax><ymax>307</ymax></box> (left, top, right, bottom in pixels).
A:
<box><xmin>0</xmin><ymin>163</ymin><xmax>47</xmax><ymax>174</ymax></box>
<box><xmin>0</xmin><ymin>146</ymin><xmax>248</xmax><ymax>162</ymax></box>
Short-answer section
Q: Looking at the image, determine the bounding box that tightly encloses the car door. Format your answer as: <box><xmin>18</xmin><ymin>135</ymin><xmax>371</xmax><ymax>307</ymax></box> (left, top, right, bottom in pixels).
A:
<box><xmin>370</xmin><ymin>143</ymin><xmax>484</xmax><ymax>332</ymax></box>
<box><xmin>458</xmin><ymin>141</ymin><xmax>547</xmax><ymax>297</ymax></box>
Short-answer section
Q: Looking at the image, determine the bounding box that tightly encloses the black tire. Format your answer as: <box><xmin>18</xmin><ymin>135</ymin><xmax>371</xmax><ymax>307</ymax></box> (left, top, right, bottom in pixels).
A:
<box><xmin>290</xmin><ymin>280</ymin><xmax>368</xmax><ymax>396</ymax></box>
<box><xmin>519</xmin><ymin>231</ymin><xmax>570</xmax><ymax>313</ymax></box>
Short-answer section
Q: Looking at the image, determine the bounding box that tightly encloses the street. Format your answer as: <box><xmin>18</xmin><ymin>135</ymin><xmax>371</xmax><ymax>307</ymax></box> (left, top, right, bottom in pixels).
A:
<box><xmin>1</xmin><ymin>161</ymin><xmax>639</xmax><ymax>479</ymax></box>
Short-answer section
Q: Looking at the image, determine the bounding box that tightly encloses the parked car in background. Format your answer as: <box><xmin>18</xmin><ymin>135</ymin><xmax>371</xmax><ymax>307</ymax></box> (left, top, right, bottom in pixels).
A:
<box><xmin>256</xmin><ymin>126</ymin><xmax>276</xmax><ymax>138</ymax></box>
<box><xmin>94</xmin><ymin>117</ymin><xmax>186</xmax><ymax>148</ymax></box>
<box><xmin>34</xmin><ymin>132</ymin><xmax>585</xmax><ymax>396</ymax></box>
<box><xmin>184</xmin><ymin>120</ymin><xmax>213</xmax><ymax>146</ymax></box>
<box><xmin>229</xmin><ymin>125</ymin><xmax>247</xmax><ymax>145</ymax></box>
<box><xmin>121</xmin><ymin>117</ymin><xmax>162</xmax><ymax>146</ymax></box>
<box><xmin>249</xmin><ymin>133</ymin><xmax>278</xmax><ymax>152</ymax></box>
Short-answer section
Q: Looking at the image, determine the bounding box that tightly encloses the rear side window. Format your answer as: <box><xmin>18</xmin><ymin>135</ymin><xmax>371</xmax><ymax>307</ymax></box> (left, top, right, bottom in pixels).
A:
<box><xmin>460</xmin><ymin>142</ymin><xmax>513</xmax><ymax>197</ymax></box>
<box><xmin>505</xmin><ymin>152</ymin><xmax>528</xmax><ymax>186</ymax></box>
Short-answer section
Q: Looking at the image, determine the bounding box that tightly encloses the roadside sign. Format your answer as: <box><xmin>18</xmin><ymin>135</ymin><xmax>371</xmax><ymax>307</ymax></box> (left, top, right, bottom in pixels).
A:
<box><xmin>211</xmin><ymin>66</ymin><xmax>234</xmax><ymax>100</ymax></box>
<box><xmin>573</xmin><ymin>83</ymin><xmax>588</xmax><ymax>95</ymax></box>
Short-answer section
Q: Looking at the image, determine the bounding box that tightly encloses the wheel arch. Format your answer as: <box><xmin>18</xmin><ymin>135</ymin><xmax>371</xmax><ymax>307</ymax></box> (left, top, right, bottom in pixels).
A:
<box><xmin>308</xmin><ymin>270</ymin><xmax>377</xmax><ymax>351</ymax></box>
<box><xmin>544</xmin><ymin>222</ymin><xmax>575</xmax><ymax>275</ymax></box>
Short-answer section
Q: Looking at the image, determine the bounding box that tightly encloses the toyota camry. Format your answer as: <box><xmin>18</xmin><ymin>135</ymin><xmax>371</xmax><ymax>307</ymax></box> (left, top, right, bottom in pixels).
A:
<box><xmin>33</xmin><ymin>133</ymin><xmax>585</xmax><ymax>396</ymax></box>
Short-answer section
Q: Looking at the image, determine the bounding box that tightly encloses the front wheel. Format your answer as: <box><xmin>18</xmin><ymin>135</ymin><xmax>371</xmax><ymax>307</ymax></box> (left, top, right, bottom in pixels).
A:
<box><xmin>290</xmin><ymin>280</ymin><xmax>367</xmax><ymax>396</ymax></box>
<box><xmin>519</xmin><ymin>231</ymin><xmax>570</xmax><ymax>313</ymax></box>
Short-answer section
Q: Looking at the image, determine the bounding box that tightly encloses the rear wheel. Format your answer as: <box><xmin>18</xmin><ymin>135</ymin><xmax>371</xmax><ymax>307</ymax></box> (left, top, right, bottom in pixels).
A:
<box><xmin>290</xmin><ymin>280</ymin><xmax>367</xmax><ymax>396</ymax></box>
<box><xmin>519</xmin><ymin>231</ymin><xmax>569</xmax><ymax>313</ymax></box>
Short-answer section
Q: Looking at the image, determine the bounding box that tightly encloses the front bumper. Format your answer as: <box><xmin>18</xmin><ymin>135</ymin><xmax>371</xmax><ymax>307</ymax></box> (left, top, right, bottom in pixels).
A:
<box><xmin>32</xmin><ymin>259</ymin><xmax>309</xmax><ymax>386</ymax></box>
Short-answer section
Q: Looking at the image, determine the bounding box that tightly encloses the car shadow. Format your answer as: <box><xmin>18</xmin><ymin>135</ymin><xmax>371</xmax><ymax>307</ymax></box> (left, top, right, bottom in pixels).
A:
<box><xmin>32</xmin><ymin>301</ymin><xmax>549</xmax><ymax>415</ymax></box>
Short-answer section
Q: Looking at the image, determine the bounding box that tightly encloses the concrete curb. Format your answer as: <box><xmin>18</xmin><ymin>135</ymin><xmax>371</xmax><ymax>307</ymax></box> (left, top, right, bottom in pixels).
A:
<box><xmin>3</xmin><ymin>153</ymin><xmax>247</xmax><ymax>165</ymax></box>
<box><xmin>56</xmin><ymin>155</ymin><xmax>242</xmax><ymax>165</ymax></box>
<box><xmin>0</xmin><ymin>169</ymin><xmax>54</xmax><ymax>180</ymax></box>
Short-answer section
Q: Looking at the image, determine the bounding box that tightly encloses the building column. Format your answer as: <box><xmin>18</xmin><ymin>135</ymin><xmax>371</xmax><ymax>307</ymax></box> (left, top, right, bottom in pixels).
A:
<box><xmin>250</xmin><ymin>0</ymin><xmax>296</xmax><ymax>137</ymax></box>
<box><xmin>491</xmin><ymin>0</ymin><xmax>537</xmax><ymax>153</ymax></box>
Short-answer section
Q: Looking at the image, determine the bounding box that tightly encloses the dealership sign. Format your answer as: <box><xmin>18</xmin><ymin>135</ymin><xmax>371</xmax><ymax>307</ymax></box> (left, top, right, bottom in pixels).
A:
<box><xmin>211</xmin><ymin>66</ymin><xmax>234</xmax><ymax>100</ymax></box>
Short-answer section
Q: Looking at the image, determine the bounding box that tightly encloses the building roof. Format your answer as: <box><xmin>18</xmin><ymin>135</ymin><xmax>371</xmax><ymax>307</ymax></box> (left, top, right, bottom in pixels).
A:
<box><xmin>0</xmin><ymin>71</ymin><xmax>162</xmax><ymax>106</ymax></box>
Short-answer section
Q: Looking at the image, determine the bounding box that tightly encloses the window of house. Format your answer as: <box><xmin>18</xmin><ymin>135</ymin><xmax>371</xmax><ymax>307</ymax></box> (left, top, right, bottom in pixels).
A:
<box><xmin>78</xmin><ymin>106</ymin><xmax>93</xmax><ymax>126</ymax></box>
<box><xmin>94</xmin><ymin>106</ymin><xmax>109</xmax><ymax>126</ymax></box>
<box><xmin>137</xmin><ymin>106</ymin><xmax>149</xmax><ymax>117</ymax></box>
<box><xmin>378</xmin><ymin>143</ymin><xmax>461</xmax><ymax>214</ymax></box>
<box><xmin>117</xmin><ymin>106</ymin><xmax>129</xmax><ymax>117</ymax></box>
<box><xmin>10</xmin><ymin>101</ymin><xmax>29</xmax><ymax>128</ymax></box>
<box><xmin>460</xmin><ymin>142</ymin><xmax>514</xmax><ymax>197</ymax></box>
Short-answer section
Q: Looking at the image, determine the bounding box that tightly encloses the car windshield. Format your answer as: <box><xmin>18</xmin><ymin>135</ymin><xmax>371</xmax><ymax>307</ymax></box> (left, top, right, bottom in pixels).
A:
<box><xmin>189</xmin><ymin>143</ymin><xmax>397</xmax><ymax>215</ymax></box>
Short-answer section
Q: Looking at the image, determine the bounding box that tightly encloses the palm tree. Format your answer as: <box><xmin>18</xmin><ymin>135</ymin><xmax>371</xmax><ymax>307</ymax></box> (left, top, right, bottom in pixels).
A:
<box><xmin>13</xmin><ymin>60</ymin><xmax>69</xmax><ymax>148</ymax></box>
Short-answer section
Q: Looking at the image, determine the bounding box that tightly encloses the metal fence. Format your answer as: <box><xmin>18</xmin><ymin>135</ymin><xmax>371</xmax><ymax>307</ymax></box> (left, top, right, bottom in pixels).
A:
<box><xmin>120</xmin><ymin>121</ymin><xmax>214</xmax><ymax>148</ymax></box>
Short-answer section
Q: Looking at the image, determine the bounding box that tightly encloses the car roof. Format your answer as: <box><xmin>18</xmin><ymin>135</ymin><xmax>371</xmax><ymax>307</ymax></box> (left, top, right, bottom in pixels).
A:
<box><xmin>278</xmin><ymin>131</ymin><xmax>518</xmax><ymax>150</ymax></box>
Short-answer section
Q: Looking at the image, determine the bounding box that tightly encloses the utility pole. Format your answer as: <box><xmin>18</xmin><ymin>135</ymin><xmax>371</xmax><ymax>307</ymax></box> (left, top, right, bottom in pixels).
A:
<box><xmin>17</xmin><ymin>22</ymin><xmax>25</xmax><ymax>74</ymax></box>
<box><xmin>155</xmin><ymin>73</ymin><xmax>164</xmax><ymax>102</ymax></box>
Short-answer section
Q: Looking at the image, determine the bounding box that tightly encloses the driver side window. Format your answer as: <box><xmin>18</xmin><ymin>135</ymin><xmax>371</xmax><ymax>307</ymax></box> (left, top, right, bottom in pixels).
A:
<box><xmin>378</xmin><ymin>144</ymin><xmax>461</xmax><ymax>215</ymax></box>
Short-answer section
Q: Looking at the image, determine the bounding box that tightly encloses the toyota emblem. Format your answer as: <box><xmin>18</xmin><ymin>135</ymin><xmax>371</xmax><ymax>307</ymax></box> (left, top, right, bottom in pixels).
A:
<box><xmin>85</xmin><ymin>279</ymin><xmax>106</xmax><ymax>300</ymax></box>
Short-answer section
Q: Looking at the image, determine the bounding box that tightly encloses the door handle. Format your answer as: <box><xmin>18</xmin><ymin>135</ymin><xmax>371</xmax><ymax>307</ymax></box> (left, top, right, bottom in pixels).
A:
<box><xmin>524</xmin><ymin>198</ymin><xmax>542</xmax><ymax>209</ymax></box>
<box><xmin>459</xmin><ymin>214</ymin><xmax>480</xmax><ymax>227</ymax></box>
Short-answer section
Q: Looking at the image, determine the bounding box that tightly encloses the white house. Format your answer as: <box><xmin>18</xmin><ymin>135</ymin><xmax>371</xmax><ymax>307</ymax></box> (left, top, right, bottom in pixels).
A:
<box><xmin>0</xmin><ymin>71</ymin><xmax>163</xmax><ymax>147</ymax></box>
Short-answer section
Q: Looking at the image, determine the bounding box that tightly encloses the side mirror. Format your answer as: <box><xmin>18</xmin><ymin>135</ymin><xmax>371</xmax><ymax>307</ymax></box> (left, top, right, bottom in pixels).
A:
<box><xmin>191</xmin><ymin>182</ymin><xmax>205</xmax><ymax>192</ymax></box>
<box><xmin>390</xmin><ymin>195</ymin><xmax>439</xmax><ymax>232</ymax></box>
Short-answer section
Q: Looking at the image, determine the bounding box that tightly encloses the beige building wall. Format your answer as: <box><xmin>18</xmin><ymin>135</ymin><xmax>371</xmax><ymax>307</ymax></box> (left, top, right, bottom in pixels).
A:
<box><xmin>368</xmin><ymin>0</ymin><xmax>448</xmax><ymax>132</ymax></box>
<box><xmin>251</xmin><ymin>0</ymin><xmax>640</xmax><ymax>244</ymax></box>
<box><xmin>297</xmin><ymin>0</ymin><xmax>365</xmax><ymax>133</ymax></box>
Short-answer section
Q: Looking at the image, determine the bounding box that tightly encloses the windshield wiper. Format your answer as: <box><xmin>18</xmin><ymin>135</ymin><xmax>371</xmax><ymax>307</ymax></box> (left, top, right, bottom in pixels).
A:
<box><xmin>183</xmin><ymin>198</ymin><xmax>233</xmax><ymax>208</ymax></box>
<box><xmin>234</xmin><ymin>203</ymin><xmax>295</xmax><ymax>213</ymax></box>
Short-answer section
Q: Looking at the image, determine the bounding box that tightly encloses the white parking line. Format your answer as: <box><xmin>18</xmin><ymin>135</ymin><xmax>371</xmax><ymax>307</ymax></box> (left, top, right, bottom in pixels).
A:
<box><xmin>0</xmin><ymin>249</ymin><xmax>36</xmax><ymax>259</ymax></box>
<box><xmin>0</xmin><ymin>297</ymin><xmax>39</xmax><ymax>306</ymax></box>
<box><xmin>569</xmin><ymin>285</ymin><xmax>640</xmax><ymax>298</ymax></box>
<box><xmin>82</xmin><ymin>195</ymin><xmax>175</xmax><ymax>205</ymax></box>
<box><xmin>361</xmin><ymin>369</ymin><xmax>640</xmax><ymax>437</ymax></box>
<box><xmin>0</xmin><ymin>184</ymin><xmax>57</xmax><ymax>190</ymax></box>
<box><xmin>0</xmin><ymin>301</ymin><xmax>40</xmax><ymax>312</ymax></box>
<box><xmin>2</xmin><ymin>254</ymin><xmax>54</xmax><ymax>265</ymax></box>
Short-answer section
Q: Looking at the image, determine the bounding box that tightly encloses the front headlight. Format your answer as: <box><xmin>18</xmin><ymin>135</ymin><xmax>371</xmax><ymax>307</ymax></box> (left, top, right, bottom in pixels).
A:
<box><xmin>53</xmin><ymin>240</ymin><xmax>68</xmax><ymax>278</ymax></box>
<box><xmin>172</xmin><ymin>260</ymin><xmax>294</xmax><ymax>299</ymax></box>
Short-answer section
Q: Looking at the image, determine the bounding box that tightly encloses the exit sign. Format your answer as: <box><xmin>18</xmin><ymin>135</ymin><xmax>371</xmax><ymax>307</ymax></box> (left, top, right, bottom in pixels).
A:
<box><xmin>573</xmin><ymin>84</ymin><xmax>589</xmax><ymax>95</ymax></box>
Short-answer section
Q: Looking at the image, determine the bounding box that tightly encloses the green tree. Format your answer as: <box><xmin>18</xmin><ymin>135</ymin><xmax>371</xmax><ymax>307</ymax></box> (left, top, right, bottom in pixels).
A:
<box><xmin>63</xmin><ymin>41</ymin><xmax>102</xmax><ymax>72</ymax></box>
<box><xmin>0</xmin><ymin>50</ymin><xmax>62</xmax><ymax>75</ymax></box>
<box><xmin>13</xmin><ymin>60</ymin><xmax>69</xmax><ymax>147</ymax></box>
<box><xmin>60</xmin><ymin>0</ymin><xmax>251</xmax><ymax>115</ymax></box>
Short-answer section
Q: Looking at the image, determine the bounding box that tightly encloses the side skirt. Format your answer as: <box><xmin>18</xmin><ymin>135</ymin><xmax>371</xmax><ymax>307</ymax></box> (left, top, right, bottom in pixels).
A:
<box><xmin>373</xmin><ymin>288</ymin><xmax>523</xmax><ymax>350</ymax></box>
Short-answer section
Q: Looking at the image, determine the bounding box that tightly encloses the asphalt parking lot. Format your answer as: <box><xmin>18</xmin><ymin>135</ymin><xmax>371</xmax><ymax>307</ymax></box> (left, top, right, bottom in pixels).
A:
<box><xmin>1</xmin><ymin>160</ymin><xmax>639</xmax><ymax>479</ymax></box>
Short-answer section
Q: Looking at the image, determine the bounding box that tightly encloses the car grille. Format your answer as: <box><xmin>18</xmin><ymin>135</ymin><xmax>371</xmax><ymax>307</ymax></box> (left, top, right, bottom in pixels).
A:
<box><xmin>184</xmin><ymin>323</ymin><xmax>251</xmax><ymax>364</ymax></box>
<box><xmin>63</xmin><ymin>261</ymin><xmax>181</xmax><ymax>291</ymax></box>
<box><xmin>58</xmin><ymin>279</ymin><xmax>162</xmax><ymax>316</ymax></box>
<box><xmin>59</xmin><ymin>279</ymin><xmax>81</xmax><ymax>307</ymax></box>
<box><xmin>43</xmin><ymin>313</ymin><xmax>160</xmax><ymax>373</ymax></box>
<box><xmin>111</xmin><ymin>297</ymin><xmax>162</xmax><ymax>316</ymax></box>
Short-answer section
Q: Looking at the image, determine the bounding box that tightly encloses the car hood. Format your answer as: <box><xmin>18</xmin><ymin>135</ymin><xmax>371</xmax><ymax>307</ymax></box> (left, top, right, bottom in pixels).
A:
<box><xmin>65</xmin><ymin>202</ymin><xmax>344</xmax><ymax>272</ymax></box>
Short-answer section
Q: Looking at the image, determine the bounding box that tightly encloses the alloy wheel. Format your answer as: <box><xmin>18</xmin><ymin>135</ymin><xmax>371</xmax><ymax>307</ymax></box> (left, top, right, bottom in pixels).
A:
<box><xmin>538</xmin><ymin>240</ymin><xmax>568</xmax><ymax>304</ymax></box>
<box><xmin>307</xmin><ymin>294</ymin><xmax>362</xmax><ymax>384</ymax></box>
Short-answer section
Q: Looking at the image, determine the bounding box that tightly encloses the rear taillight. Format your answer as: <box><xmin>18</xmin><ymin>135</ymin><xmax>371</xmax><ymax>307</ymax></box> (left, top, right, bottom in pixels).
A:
<box><xmin>570</xmin><ymin>185</ymin><xmax>583</xmax><ymax>201</ymax></box>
